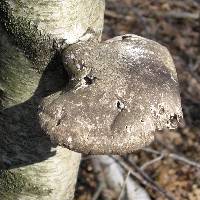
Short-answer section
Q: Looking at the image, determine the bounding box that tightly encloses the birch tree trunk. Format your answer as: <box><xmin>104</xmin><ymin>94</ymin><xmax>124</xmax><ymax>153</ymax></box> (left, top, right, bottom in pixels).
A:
<box><xmin>0</xmin><ymin>1</ymin><xmax>105</xmax><ymax>199</ymax></box>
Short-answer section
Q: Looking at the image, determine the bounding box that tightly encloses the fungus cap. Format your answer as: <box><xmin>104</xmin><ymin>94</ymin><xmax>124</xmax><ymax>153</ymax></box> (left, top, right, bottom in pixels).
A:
<box><xmin>39</xmin><ymin>34</ymin><xmax>183</xmax><ymax>154</ymax></box>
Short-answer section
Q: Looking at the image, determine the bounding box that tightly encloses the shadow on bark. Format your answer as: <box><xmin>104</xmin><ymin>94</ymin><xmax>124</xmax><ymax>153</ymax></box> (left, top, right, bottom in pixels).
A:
<box><xmin>0</xmin><ymin>53</ymin><xmax>69</xmax><ymax>169</ymax></box>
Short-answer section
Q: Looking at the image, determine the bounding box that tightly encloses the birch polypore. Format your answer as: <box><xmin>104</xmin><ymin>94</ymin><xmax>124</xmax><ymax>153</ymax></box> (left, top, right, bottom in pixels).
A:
<box><xmin>39</xmin><ymin>34</ymin><xmax>183</xmax><ymax>154</ymax></box>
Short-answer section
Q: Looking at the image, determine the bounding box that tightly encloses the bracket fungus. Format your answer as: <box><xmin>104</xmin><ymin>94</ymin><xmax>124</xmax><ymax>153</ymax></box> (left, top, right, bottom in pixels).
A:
<box><xmin>39</xmin><ymin>34</ymin><xmax>183</xmax><ymax>154</ymax></box>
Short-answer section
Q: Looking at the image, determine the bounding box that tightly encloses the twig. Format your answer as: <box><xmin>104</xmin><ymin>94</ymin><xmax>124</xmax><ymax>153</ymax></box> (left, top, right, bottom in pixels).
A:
<box><xmin>141</xmin><ymin>154</ymin><xmax>164</xmax><ymax>170</ymax></box>
<box><xmin>142</xmin><ymin>147</ymin><xmax>160</xmax><ymax>155</ymax></box>
<box><xmin>123</xmin><ymin>156</ymin><xmax>175</xmax><ymax>200</ymax></box>
<box><xmin>156</xmin><ymin>11</ymin><xmax>199</xmax><ymax>20</ymax></box>
<box><xmin>105</xmin><ymin>9</ymin><xmax>199</xmax><ymax>23</ymax></box>
<box><xmin>110</xmin><ymin>156</ymin><xmax>147</xmax><ymax>185</ymax></box>
<box><xmin>169</xmin><ymin>153</ymin><xmax>200</xmax><ymax>168</ymax></box>
<box><xmin>118</xmin><ymin>170</ymin><xmax>131</xmax><ymax>200</ymax></box>
<box><xmin>111</xmin><ymin>156</ymin><xmax>176</xmax><ymax>200</ymax></box>
<box><xmin>92</xmin><ymin>182</ymin><xmax>105</xmax><ymax>200</ymax></box>
<box><xmin>142</xmin><ymin>148</ymin><xmax>200</xmax><ymax>169</ymax></box>
<box><xmin>105</xmin><ymin>10</ymin><xmax>135</xmax><ymax>22</ymax></box>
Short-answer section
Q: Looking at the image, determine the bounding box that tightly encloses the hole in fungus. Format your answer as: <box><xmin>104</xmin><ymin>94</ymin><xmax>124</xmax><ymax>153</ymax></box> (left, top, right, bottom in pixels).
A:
<box><xmin>117</xmin><ymin>100</ymin><xmax>125</xmax><ymax>111</ymax></box>
<box><xmin>122</xmin><ymin>35</ymin><xmax>132</xmax><ymax>40</ymax></box>
<box><xmin>56</xmin><ymin>119</ymin><xmax>61</xmax><ymax>126</ymax></box>
<box><xmin>159</xmin><ymin>107</ymin><xmax>165</xmax><ymax>115</ymax></box>
<box><xmin>84</xmin><ymin>75</ymin><xmax>97</xmax><ymax>85</ymax></box>
<box><xmin>169</xmin><ymin>114</ymin><xmax>178</xmax><ymax>128</ymax></box>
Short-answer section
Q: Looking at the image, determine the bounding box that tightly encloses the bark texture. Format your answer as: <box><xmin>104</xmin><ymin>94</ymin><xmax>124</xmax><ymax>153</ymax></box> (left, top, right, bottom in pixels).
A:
<box><xmin>0</xmin><ymin>0</ymin><xmax>105</xmax><ymax>199</ymax></box>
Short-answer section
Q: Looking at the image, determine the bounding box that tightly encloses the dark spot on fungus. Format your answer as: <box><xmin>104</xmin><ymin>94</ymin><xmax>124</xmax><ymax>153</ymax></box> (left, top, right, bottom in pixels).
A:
<box><xmin>84</xmin><ymin>75</ymin><xmax>97</xmax><ymax>85</ymax></box>
<box><xmin>159</xmin><ymin>107</ymin><xmax>165</xmax><ymax>115</ymax></box>
<box><xmin>56</xmin><ymin>119</ymin><xmax>61</xmax><ymax>126</ymax></box>
<box><xmin>169</xmin><ymin>114</ymin><xmax>179</xmax><ymax>128</ymax></box>
<box><xmin>122</xmin><ymin>35</ymin><xmax>132</xmax><ymax>40</ymax></box>
<box><xmin>117</xmin><ymin>100</ymin><xmax>125</xmax><ymax>111</ymax></box>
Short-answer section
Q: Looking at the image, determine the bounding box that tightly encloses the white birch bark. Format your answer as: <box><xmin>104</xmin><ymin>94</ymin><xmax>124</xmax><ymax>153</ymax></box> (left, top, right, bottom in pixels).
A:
<box><xmin>0</xmin><ymin>1</ymin><xmax>105</xmax><ymax>199</ymax></box>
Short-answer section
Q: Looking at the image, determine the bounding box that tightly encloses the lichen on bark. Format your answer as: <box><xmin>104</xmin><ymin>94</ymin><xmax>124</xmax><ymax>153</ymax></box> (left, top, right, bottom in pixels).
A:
<box><xmin>0</xmin><ymin>1</ymin><xmax>55</xmax><ymax>69</ymax></box>
<box><xmin>0</xmin><ymin>169</ymin><xmax>52</xmax><ymax>199</ymax></box>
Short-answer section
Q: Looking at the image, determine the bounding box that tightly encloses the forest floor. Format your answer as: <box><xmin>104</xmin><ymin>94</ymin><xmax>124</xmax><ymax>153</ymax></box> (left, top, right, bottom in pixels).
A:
<box><xmin>74</xmin><ymin>1</ymin><xmax>200</xmax><ymax>200</ymax></box>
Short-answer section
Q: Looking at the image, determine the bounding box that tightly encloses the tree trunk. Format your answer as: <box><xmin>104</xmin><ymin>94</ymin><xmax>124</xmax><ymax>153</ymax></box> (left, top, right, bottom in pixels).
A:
<box><xmin>0</xmin><ymin>1</ymin><xmax>105</xmax><ymax>199</ymax></box>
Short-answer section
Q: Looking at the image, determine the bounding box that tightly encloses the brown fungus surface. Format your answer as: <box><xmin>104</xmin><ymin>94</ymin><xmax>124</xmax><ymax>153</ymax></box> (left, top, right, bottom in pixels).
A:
<box><xmin>38</xmin><ymin>34</ymin><xmax>183</xmax><ymax>154</ymax></box>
